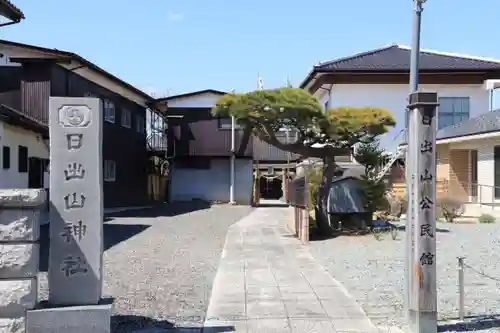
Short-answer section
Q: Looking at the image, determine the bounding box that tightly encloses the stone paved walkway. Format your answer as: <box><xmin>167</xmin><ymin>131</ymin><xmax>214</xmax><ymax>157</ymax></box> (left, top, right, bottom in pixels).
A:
<box><xmin>203</xmin><ymin>207</ymin><xmax>382</xmax><ymax>333</ymax></box>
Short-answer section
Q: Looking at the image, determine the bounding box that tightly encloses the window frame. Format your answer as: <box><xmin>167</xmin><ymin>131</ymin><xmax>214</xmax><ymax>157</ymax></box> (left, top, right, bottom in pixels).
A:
<box><xmin>437</xmin><ymin>97</ymin><xmax>470</xmax><ymax>130</ymax></box>
<box><xmin>18</xmin><ymin>145</ymin><xmax>28</xmax><ymax>173</ymax></box>
<box><xmin>121</xmin><ymin>108</ymin><xmax>132</xmax><ymax>128</ymax></box>
<box><xmin>136</xmin><ymin>114</ymin><xmax>145</xmax><ymax>134</ymax></box>
<box><xmin>104</xmin><ymin>160</ymin><xmax>116</xmax><ymax>182</ymax></box>
<box><xmin>2</xmin><ymin>146</ymin><xmax>10</xmax><ymax>170</ymax></box>
<box><xmin>103</xmin><ymin>99</ymin><xmax>116</xmax><ymax>123</ymax></box>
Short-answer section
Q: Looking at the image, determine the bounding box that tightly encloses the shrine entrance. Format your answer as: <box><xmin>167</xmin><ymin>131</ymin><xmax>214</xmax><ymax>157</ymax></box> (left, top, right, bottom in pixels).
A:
<box><xmin>259</xmin><ymin>175</ymin><xmax>283</xmax><ymax>200</ymax></box>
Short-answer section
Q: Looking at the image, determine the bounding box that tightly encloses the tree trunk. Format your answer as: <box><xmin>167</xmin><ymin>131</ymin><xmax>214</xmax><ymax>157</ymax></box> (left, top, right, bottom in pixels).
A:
<box><xmin>317</xmin><ymin>149</ymin><xmax>337</xmax><ymax>234</ymax></box>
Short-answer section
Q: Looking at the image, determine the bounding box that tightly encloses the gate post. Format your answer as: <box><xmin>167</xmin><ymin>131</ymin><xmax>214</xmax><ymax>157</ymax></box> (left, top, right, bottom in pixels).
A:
<box><xmin>282</xmin><ymin>171</ymin><xmax>289</xmax><ymax>203</ymax></box>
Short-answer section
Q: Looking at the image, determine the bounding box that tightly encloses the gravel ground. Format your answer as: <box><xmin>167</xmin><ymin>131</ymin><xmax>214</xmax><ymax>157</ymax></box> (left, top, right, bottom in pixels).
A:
<box><xmin>308</xmin><ymin>221</ymin><xmax>500</xmax><ymax>333</ymax></box>
<box><xmin>38</xmin><ymin>203</ymin><xmax>254</xmax><ymax>332</ymax></box>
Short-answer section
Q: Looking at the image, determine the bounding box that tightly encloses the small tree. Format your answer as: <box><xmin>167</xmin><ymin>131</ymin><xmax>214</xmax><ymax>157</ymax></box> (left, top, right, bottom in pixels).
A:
<box><xmin>354</xmin><ymin>140</ymin><xmax>389</xmax><ymax>215</ymax></box>
<box><xmin>212</xmin><ymin>88</ymin><xmax>395</xmax><ymax>223</ymax></box>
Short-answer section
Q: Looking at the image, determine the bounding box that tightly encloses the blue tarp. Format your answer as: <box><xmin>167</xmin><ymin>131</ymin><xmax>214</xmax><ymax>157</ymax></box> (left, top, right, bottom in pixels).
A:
<box><xmin>327</xmin><ymin>177</ymin><xmax>369</xmax><ymax>214</ymax></box>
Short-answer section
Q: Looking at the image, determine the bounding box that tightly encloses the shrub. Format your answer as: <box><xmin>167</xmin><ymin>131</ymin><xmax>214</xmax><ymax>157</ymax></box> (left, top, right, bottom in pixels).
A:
<box><xmin>437</xmin><ymin>197</ymin><xmax>464</xmax><ymax>223</ymax></box>
<box><xmin>400</xmin><ymin>197</ymin><xmax>407</xmax><ymax>217</ymax></box>
<box><xmin>384</xmin><ymin>192</ymin><xmax>405</xmax><ymax>217</ymax></box>
<box><xmin>304</xmin><ymin>167</ymin><xmax>322</xmax><ymax>209</ymax></box>
<box><xmin>355</xmin><ymin>140</ymin><xmax>389</xmax><ymax>214</ymax></box>
<box><xmin>358</xmin><ymin>176</ymin><xmax>389</xmax><ymax>213</ymax></box>
<box><xmin>478</xmin><ymin>214</ymin><xmax>496</xmax><ymax>224</ymax></box>
<box><xmin>308</xmin><ymin>209</ymin><xmax>317</xmax><ymax>229</ymax></box>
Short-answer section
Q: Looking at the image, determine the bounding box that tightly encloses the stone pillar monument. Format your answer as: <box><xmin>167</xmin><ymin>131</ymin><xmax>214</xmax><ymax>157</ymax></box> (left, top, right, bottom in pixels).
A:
<box><xmin>0</xmin><ymin>189</ymin><xmax>46</xmax><ymax>332</ymax></box>
<box><xmin>27</xmin><ymin>97</ymin><xmax>113</xmax><ymax>333</ymax></box>
<box><xmin>406</xmin><ymin>92</ymin><xmax>439</xmax><ymax>333</ymax></box>
<box><xmin>253</xmin><ymin>168</ymin><xmax>260</xmax><ymax>205</ymax></box>
<box><xmin>282</xmin><ymin>170</ymin><xmax>289</xmax><ymax>203</ymax></box>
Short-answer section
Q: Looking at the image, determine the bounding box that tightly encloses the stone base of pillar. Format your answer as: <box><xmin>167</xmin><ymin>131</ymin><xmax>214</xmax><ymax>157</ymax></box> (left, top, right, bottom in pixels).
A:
<box><xmin>26</xmin><ymin>298</ymin><xmax>114</xmax><ymax>333</ymax></box>
<box><xmin>408</xmin><ymin>310</ymin><xmax>437</xmax><ymax>333</ymax></box>
<box><xmin>0</xmin><ymin>189</ymin><xmax>46</xmax><ymax>333</ymax></box>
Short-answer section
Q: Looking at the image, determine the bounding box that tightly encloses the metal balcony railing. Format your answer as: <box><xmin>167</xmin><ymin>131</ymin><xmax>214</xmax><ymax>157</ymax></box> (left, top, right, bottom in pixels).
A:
<box><xmin>391</xmin><ymin>180</ymin><xmax>500</xmax><ymax>210</ymax></box>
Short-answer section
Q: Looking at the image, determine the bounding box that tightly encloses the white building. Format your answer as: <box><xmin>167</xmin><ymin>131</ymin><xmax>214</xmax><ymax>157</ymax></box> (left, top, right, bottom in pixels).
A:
<box><xmin>153</xmin><ymin>90</ymin><xmax>255</xmax><ymax>204</ymax></box>
<box><xmin>300</xmin><ymin>44</ymin><xmax>500</xmax><ymax>153</ymax></box>
<box><xmin>300</xmin><ymin>44</ymin><xmax>500</xmax><ymax>216</ymax></box>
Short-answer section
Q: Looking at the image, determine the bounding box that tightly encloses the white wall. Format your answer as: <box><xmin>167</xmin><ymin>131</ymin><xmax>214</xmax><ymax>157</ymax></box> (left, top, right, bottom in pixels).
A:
<box><xmin>319</xmin><ymin>83</ymin><xmax>490</xmax><ymax>152</ymax></box>
<box><xmin>170</xmin><ymin>158</ymin><xmax>253</xmax><ymax>204</ymax></box>
<box><xmin>166</xmin><ymin>92</ymin><xmax>224</xmax><ymax>108</ymax></box>
<box><xmin>0</xmin><ymin>122</ymin><xmax>49</xmax><ymax>189</ymax></box>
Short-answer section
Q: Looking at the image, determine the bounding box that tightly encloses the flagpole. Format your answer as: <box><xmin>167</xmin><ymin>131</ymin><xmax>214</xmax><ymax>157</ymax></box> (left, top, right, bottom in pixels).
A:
<box><xmin>229</xmin><ymin>88</ymin><xmax>236</xmax><ymax>204</ymax></box>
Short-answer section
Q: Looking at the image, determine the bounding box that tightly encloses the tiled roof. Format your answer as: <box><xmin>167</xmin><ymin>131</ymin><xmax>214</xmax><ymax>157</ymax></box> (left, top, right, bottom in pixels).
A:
<box><xmin>0</xmin><ymin>0</ymin><xmax>24</xmax><ymax>22</ymax></box>
<box><xmin>436</xmin><ymin>109</ymin><xmax>500</xmax><ymax>140</ymax></box>
<box><xmin>315</xmin><ymin>44</ymin><xmax>500</xmax><ymax>72</ymax></box>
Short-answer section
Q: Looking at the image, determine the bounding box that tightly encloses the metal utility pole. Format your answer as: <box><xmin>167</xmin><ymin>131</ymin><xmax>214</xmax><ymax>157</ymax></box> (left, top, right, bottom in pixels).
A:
<box><xmin>406</xmin><ymin>1</ymin><xmax>438</xmax><ymax>332</ymax></box>
<box><xmin>229</xmin><ymin>89</ymin><xmax>236</xmax><ymax>205</ymax></box>
<box><xmin>229</xmin><ymin>115</ymin><xmax>236</xmax><ymax>204</ymax></box>
<box><xmin>409</xmin><ymin>1</ymin><xmax>423</xmax><ymax>93</ymax></box>
<box><xmin>284</xmin><ymin>127</ymin><xmax>290</xmax><ymax>203</ymax></box>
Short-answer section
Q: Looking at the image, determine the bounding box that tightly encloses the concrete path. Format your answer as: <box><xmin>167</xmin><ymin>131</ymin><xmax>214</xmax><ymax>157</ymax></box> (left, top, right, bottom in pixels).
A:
<box><xmin>40</xmin><ymin>203</ymin><xmax>255</xmax><ymax>332</ymax></box>
<box><xmin>203</xmin><ymin>207</ymin><xmax>381</xmax><ymax>333</ymax></box>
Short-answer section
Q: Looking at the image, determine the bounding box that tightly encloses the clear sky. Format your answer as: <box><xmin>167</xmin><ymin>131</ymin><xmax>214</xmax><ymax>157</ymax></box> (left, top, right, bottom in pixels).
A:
<box><xmin>1</xmin><ymin>0</ymin><xmax>499</xmax><ymax>97</ymax></box>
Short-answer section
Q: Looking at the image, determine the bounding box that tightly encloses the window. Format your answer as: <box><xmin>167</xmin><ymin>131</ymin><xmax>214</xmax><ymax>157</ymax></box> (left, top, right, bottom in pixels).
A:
<box><xmin>121</xmin><ymin>108</ymin><xmax>132</xmax><ymax>128</ymax></box>
<box><xmin>104</xmin><ymin>160</ymin><xmax>116</xmax><ymax>182</ymax></box>
<box><xmin>437</xmin><ymin>97</ymin><xmax>470</xmax><ymax>130</ymax></box>
<box><xmin>103</xmin><ymin>99</ymin><xmax>115</xmax><ymax>123</ymax></box>
<box><xmin>18</xmin><ymin>145</ymin><xmax>28</xmax><ymax>173</ymax></box>
<box><xmin>218</xmin><ymin>117</ymin><xmax>241</xmax><ymax>130</ymax></box>
<box><xmin>136</xmin><ymin>115</ymin><xmax>145</xmax><ymax>133</ymax></box>
<box><xmin>2</xmin><ymin>146</ymin><xmax>10</xmax><ymax>169</ymax></box>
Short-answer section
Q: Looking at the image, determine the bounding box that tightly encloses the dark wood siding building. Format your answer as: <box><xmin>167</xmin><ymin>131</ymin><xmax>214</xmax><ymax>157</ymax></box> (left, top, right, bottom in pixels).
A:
<box><xmin>50</xmin><ymin>66</ymin><xmax>150</xmax><ymax>207</ymax></box>
<box><xmin>0</xmin><ymin>41</ymin><xmax>153</xmax><ymax>208</ymax></box>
